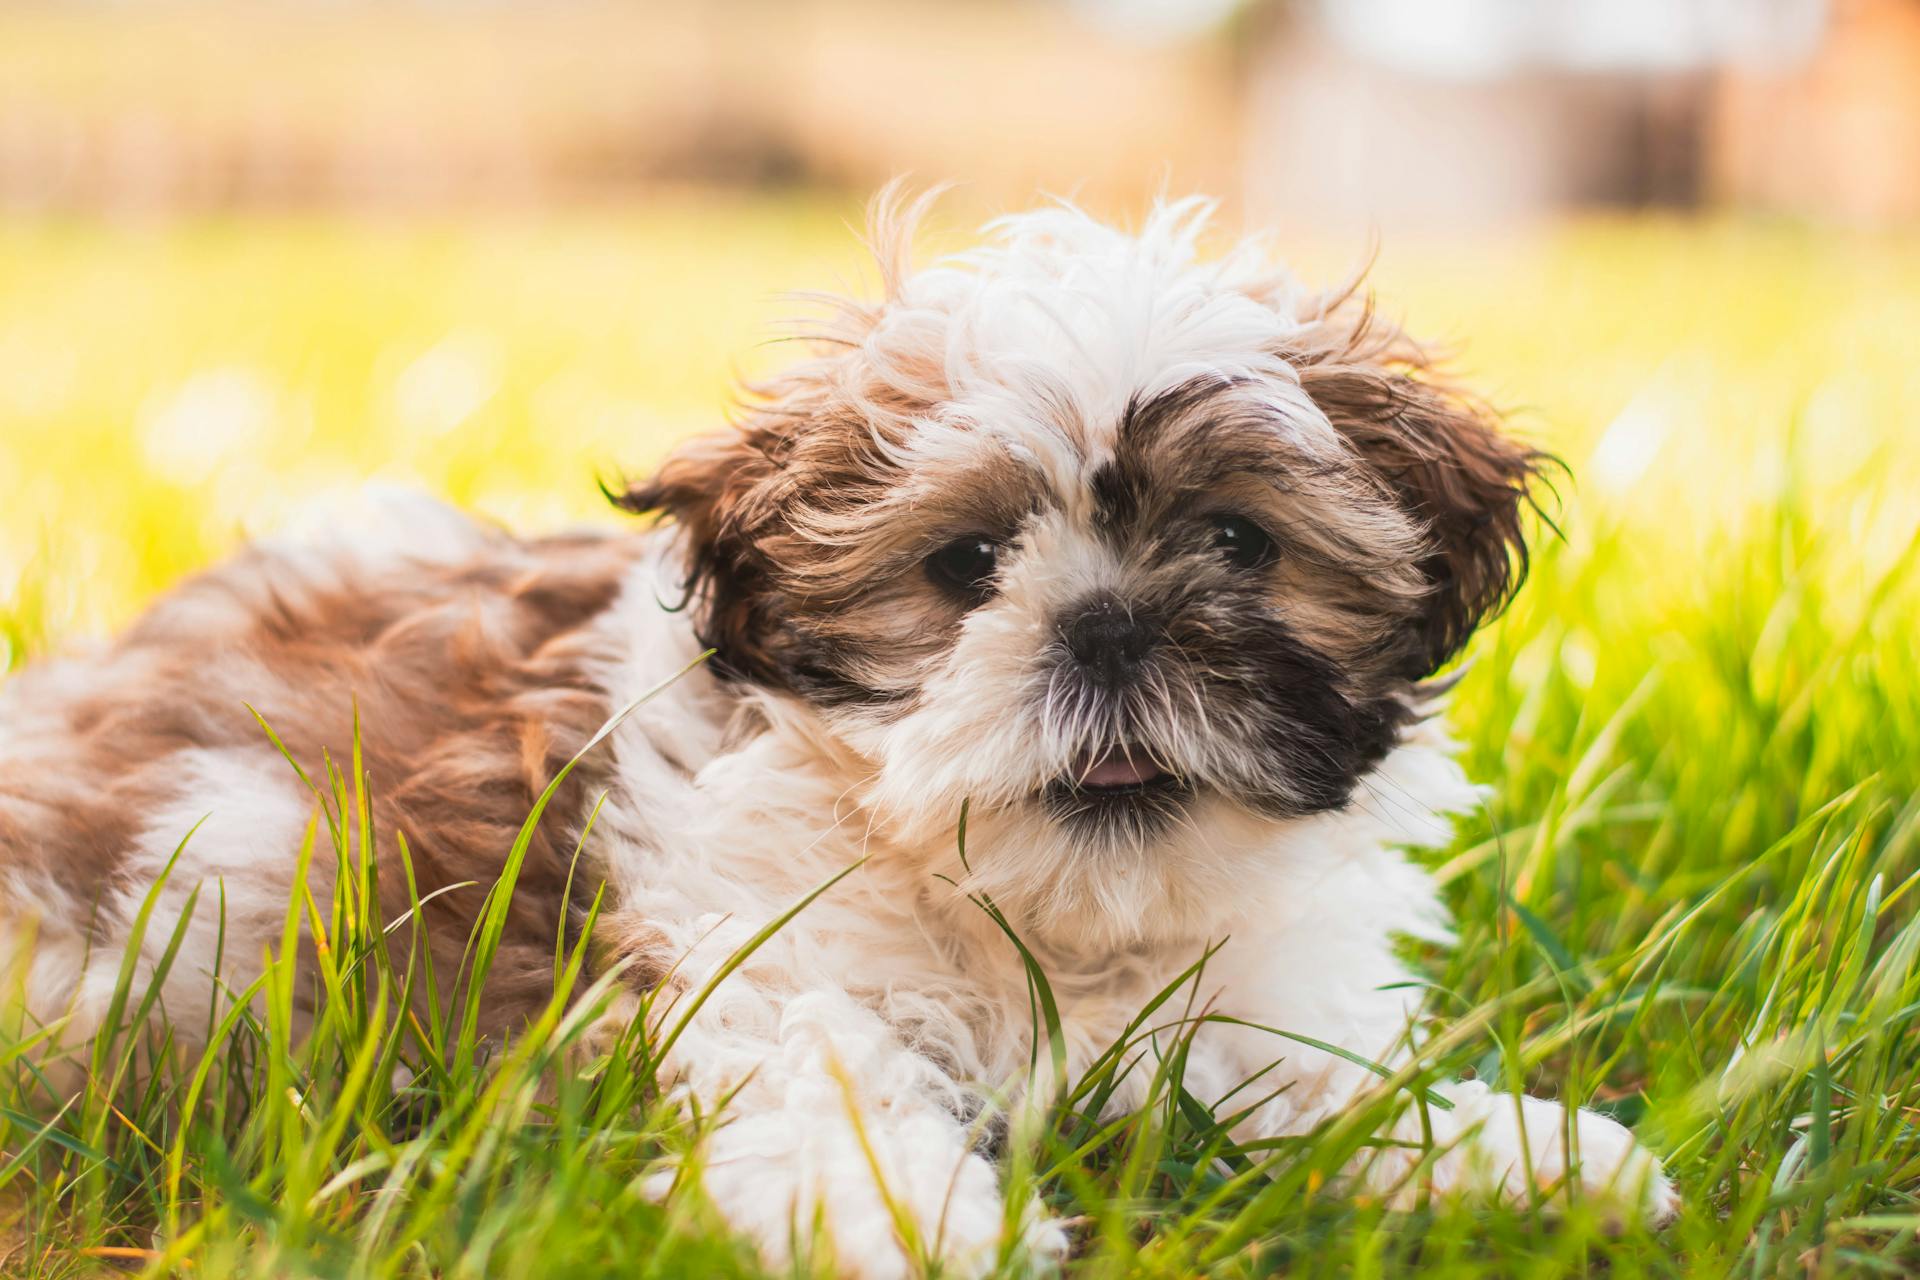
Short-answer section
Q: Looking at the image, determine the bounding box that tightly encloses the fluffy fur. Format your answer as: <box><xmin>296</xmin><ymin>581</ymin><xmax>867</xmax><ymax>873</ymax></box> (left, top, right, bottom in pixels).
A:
<box><xmin>0</xmin><ymin>194</ymin><xmax>1671</xmax><ymax>1276</ymax></box>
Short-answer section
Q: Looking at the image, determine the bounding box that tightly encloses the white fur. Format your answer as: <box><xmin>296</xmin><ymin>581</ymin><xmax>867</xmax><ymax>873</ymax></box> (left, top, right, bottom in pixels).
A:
<box><xmin>111</xmin><ymin>750</ymin><xmax>322</xmax><ymax>1029</ymax></box>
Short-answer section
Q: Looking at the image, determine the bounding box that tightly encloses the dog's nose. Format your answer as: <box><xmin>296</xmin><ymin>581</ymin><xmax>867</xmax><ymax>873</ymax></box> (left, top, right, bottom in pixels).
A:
<box><xmin>1062</xmin><ymin>598</ymin><xmax>1160</xmax><ymax>689</ymax></box>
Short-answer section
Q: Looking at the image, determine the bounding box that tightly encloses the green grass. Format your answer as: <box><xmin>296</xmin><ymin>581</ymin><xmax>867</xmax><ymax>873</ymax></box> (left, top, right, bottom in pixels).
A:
<box><xmin>3</xmin><ymin>204</ymin><xmax>1920</xmax><ymax>1276</ymax></box>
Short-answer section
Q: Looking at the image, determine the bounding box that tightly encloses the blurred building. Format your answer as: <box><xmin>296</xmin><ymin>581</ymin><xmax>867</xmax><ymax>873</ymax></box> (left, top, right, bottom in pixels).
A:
<box><xmin>0</xmin><ymin>0</ymin><xmax>1237</xmax><ymax>214</ymax></box>
<box><xmin>1713</xmin><ymin>0</ymin><xmax>1920</xmax><ymax>224</ymax></box>
<box><xmin>0</xmin><ymin>0</ymin><xmax>1917</xmax><ymax>225</ymax></box>
<box><xmin>1240</xmin><ymin>0</ymin><xmax>1834</xmax><ymax>231</ymax></box>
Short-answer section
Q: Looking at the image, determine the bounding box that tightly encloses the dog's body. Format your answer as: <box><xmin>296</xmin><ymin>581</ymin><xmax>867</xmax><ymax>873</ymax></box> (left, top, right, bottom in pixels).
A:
<box><xmin>1</xmin><ymin>197</ymin><xmax>1671</xmax><ymax>1274</ymax></box>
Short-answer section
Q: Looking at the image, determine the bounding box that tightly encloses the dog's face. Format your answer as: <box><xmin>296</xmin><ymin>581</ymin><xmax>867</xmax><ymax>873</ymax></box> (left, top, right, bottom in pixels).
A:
<box><xmin>622</xmin><ymin>198</ymin><xmax>1538</xmax><ymax>942</ymax></box>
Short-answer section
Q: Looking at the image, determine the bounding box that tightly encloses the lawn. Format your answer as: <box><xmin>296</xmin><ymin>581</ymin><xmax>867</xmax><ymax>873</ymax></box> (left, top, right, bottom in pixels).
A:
<box><xmin>3</xmin><ymin>196</ymin><xmax>1919</xmax><ymax>1276</ymax></box>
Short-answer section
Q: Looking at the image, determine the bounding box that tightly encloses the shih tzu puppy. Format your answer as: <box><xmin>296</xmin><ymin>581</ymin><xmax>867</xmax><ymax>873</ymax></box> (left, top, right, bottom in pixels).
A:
<box><xmin>0</xmin><ymin>193</ymin><xmax>1673</xmax><ymax>1275</ymax></box>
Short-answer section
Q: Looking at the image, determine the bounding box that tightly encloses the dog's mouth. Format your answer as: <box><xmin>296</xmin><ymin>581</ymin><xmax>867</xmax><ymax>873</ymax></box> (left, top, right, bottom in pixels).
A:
<box><xmin>1058</xmin><ymin>744</ymin><xmax>1178</xmax><ymax>797</ymax></box>
<box><xmin>1043</xmin><ymin>743</ymin><xmax>1193</xmax><ymax>835</ymax></box>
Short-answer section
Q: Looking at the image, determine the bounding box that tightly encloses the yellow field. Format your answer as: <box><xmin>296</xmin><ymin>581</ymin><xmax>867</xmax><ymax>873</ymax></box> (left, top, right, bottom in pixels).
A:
<box><xmin>2</xmin><ymin>198</ymin><xmax>1916</xmax><ymax>653</ymax></box>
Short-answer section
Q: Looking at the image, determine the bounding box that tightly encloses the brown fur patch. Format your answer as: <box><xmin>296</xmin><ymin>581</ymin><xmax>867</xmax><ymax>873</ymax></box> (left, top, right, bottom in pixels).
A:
<box><xmin>611</xmin><ymin>188</ymin><xmax>1023</xmax><ymax>701</ymax></box>
<box><xmin>1099</xmin><ymin>377</ymin><xmax>1433</xmax><ymax>672</ymax></box>
<box><xmin>1284</xmin><ymin>292</ymin><xmax>1546</xmax><ymax>677</ymax></box>
<box><xmin>591</xmin><ymin>910</ymin><xmax>679</xmax><ymax>993</ymax></box>
<box><xmin>612</xmin><ymin>273</ymin><xmax>1032</xmax><ymax>699</ymax></box>
<box><xmin>0</xmin><ymin>522</ymin><xmax>643</xmax><ymax>1034</ymax></box>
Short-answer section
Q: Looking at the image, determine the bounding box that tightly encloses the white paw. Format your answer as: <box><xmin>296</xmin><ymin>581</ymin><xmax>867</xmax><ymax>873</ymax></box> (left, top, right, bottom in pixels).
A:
<box><xmin>1554</xmin><ymin>1102</ymin><xmax>1678</xmax><ymax>1225</ymax></box>
<box><xmin>685</xmin><ymin>1107</ymin><xmax>1048</xmax><ymax>1280</ymax></box>
<box><xmin>1019</xmin><ymin>1208</ymin><xmax>1072</xmax><ymax>1267</ymax></box>
<box><xmin>1437</xmin><ymin>1085</ymin><xmax>1677</xmax><ymax>1224</ymax></box>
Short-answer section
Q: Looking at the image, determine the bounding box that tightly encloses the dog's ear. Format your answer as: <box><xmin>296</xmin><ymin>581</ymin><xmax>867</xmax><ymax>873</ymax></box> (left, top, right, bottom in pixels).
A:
<box><xmin>1292</xmin><ymin>300</ymin><xmax>1546</xmax><ymax>678</ymax></box>
<box><xmin>611</xmin><ymin>424</ymin><xmax>787</xmax><ymax>682</ymax></box>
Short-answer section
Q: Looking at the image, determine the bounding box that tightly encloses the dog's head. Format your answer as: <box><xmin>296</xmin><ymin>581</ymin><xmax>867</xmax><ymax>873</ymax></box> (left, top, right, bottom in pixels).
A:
<box><xmin>619</xmin><ymin>194</ymin><xmax>1540</xmax><ymax>943</ymax></box>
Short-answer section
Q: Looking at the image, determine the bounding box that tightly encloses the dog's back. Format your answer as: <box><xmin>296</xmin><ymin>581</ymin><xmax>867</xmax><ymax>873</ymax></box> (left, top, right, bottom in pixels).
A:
<box><xmin>0</xmin><ymin>495</ymin><xmax>640</xmax><ymax>1057</ymax></box>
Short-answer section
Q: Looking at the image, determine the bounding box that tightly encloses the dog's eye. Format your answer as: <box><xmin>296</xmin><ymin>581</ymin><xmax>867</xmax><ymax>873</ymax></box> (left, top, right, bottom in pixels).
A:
<box><xmin>1209</xmin><ymin>515</ymin><xmax>1277</xmax><ymax>571</ymax></box>
<box><xmin>926</xmin><ymin>536</ymin><xmax>1002</xmax><ymax>599</ymax></box>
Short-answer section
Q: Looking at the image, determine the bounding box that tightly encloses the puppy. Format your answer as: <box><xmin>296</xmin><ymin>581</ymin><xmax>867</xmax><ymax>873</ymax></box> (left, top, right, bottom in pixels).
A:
<box><xmin>0</xmin><ymin>194</ymin><xmax>1672</xmax><ymax>1274</ymax></box>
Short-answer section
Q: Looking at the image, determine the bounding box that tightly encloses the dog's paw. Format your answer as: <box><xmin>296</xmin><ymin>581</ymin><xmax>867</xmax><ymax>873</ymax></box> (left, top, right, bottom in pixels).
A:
<box><xmin>1553</xmin><ymin>1100</ymin><xmax>1678</xmax><ymax>1225</ymax></box>
<box><xmin>681</xmin><ymin>1105</ymin><xmax>1047</xmax><ymax>1280</ymax></box>
<box><xmin>1433</xmin><ymin>1084</ymin><xmax>1677</xmax><ymax>1225</ymax></box>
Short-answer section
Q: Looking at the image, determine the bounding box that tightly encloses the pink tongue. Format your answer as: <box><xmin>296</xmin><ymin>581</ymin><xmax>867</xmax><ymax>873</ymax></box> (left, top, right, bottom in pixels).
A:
<box><xmin>1082</xmin><ymin>748</ymin><xmax>1163</xmax><ymax>788</ymax></box>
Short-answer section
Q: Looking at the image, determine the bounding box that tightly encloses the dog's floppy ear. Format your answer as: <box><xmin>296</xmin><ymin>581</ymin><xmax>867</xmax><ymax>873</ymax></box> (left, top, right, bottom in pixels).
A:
<box><xmin>611</xmin><ymin>424</ymin><xmax>787</xmax><ymax>682</ymax></box>
<box><xmin>1292</xmin><ymin>299</ymin><xmax>1547</xmax><ymax>679</ymax></box>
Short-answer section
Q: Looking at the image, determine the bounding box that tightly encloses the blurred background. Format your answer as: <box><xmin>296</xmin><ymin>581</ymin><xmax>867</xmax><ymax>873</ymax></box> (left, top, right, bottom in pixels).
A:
<box><xmin>2</xmin><ymin>0</ymin><xmax>1917</xmax><ymax>652</ymax></box>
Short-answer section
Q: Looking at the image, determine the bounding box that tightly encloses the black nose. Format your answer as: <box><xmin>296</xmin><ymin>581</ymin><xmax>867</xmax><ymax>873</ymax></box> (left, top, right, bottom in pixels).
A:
<box><xmin>1062</xmin><ymin>598</ymin><xmax>1160</xmax><ymax>689</ymax></box>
